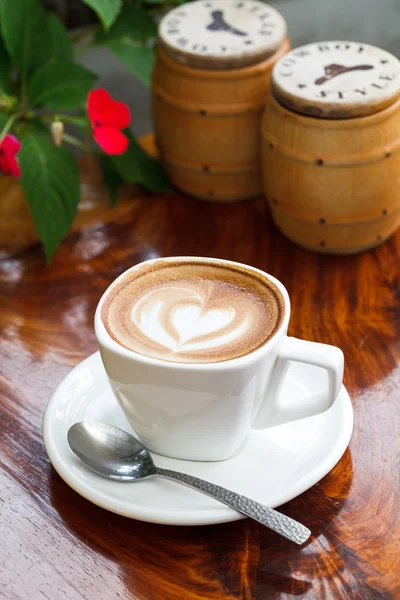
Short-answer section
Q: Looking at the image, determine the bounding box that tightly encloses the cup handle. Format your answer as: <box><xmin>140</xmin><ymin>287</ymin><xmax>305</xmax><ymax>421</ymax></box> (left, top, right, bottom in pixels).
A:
<box><xmin>253</xmin><ymin>336</ymin><xmax>344</xmax><ymax>429</ymax></box>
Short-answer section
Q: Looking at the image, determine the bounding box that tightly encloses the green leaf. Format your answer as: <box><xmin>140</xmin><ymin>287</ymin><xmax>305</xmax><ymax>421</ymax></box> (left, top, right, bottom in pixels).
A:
<box><xmin>95</xmin><ymin>6</ymin><xmax>157</xmax><ymax>84</ymax></box>
<box><xmin>81</xmin><ymin>0</ymin><xmax>122</xmax><ymax>30</ymax></box>
<box><xmin>28</xmin><ymin>62</ymin><xmax>97</xmax><ymax>110</ymax></box>
<box><xmin>0</xmin><ymin>112</ymin><xmax>8</xmax><ymax>129</ymax></box>
<box><xmin>0</xmin><ymin>38</ymin><xmax>11</xmax><ymax>94</ymax></box>
<box><xmin>102</xmin><ymin>5</ymin><xmax>157</xmax><ymax>42</ymax></box>
<box><xmin>46</xmin><ymin>14</ymin><xmax>73</xmax><ymax>63</ymax></box>
<box><xmin>112</xmin><ymin>130</ymin><xmax>170</xmax><ymax>192</ymax></box>
<box><xmin>19</xmin><ymin>131</ymin><xmax>80</xmax><ymax>260</ymax></box>
<box><xmin>98</xmin><ymin>154</ymin><xmax>123</xmax><ymax>205</ymax></box>
<box><xmin>0</xmin><ymin>0</ymin><xmax>51</xmax><ymax>72</ymax></box>
<box><xmin>23</xmin><ymin>117</ymin><xmax>49</xmax><ymax>134</ymax></box>
<box><xmin>107</xmin><ymin>42</ymin><xmax>155</xmax><ymax>86</ymax></box>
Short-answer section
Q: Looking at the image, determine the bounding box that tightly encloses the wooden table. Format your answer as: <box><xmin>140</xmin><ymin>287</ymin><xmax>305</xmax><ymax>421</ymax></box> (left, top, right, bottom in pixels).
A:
<box><xmin>1</xmin><ymin>165</ymin><xmax>399</xmax><ymax>599</ymax></box>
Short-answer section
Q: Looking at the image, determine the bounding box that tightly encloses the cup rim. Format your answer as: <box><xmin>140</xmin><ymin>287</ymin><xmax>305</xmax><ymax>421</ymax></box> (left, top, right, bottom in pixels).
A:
<box><xmin>94</xmin><ymin>257</ymin><xmax>290</xmax><ymax>371</ymax></box>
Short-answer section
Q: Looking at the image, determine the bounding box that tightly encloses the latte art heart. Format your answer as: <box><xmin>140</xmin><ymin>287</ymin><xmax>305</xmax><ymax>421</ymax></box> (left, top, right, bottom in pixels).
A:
<box><xmin>132</xmin><ymin>285</ymin><xmax>251</xmax><ymax>354</ymax></box>
<box><xmin>102</xmin><ymin>260</ymin><xmax>283</xmax><ymax>363</ymax></box>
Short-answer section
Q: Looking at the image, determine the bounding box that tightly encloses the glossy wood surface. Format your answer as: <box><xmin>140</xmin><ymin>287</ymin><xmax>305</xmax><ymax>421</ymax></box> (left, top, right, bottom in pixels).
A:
<box><xmin>1</xmin><ymin>148</ymin><xmax>400</xmax><ymax>599</ymax></box>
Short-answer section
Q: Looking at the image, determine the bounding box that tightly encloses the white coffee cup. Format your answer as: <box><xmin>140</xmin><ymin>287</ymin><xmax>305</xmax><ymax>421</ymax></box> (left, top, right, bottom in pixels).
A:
<box><xmin>95</xmin><ymin>257</ymin><xmax>344</xmax><ymax>462</ymax></box>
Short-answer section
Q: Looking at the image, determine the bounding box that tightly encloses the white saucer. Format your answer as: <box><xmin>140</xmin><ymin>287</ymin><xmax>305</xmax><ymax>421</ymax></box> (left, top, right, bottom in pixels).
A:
<box><xmin>43</xmin><ymin>352</ymin><xmax>353</xmax><ymax>526</ymax></box>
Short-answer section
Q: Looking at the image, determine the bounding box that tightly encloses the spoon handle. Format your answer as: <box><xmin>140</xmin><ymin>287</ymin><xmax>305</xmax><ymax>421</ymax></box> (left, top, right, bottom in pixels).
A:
<box><xmin>156</xmin><ymin>467</ymin><xmax>310</xmax><ymax>545</ymax></box>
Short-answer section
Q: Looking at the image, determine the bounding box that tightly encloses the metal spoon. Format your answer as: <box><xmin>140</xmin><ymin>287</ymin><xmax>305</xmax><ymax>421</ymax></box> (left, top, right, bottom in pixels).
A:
<box><xmin>68</xmin><ymin>421</ymin><xmax>311</xmax><ymax>545</ymax></box>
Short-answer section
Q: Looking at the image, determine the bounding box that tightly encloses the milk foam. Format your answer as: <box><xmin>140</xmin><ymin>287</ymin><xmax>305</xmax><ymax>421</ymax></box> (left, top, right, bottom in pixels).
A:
<box><xmin>131</xmin><ymin>284</ymin><xmax>250</xmax><ymax>354</ymax></box>
<box><xmin>102</xmin><ymin>261</ymin><xmax>283</xmax><ymax>364</ymax></box>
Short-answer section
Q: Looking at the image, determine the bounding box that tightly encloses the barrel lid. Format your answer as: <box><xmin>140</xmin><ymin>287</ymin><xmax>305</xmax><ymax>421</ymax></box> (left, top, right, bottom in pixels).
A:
<box><xmin>272</xmin><ymin>41</ymin><xmax>400</xmax><ymax>118</ymax></box>
<box><xmin>158</xmin><ymin>0</ymin><xmax>287</xmax><ymax>70</ymax></box>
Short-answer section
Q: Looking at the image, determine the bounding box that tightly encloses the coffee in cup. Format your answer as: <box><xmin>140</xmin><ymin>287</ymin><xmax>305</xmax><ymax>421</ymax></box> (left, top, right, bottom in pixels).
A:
<box><xmin>101</xmin><ymin>259</ymin><xmax>284</xmax><ymax>364</ymax></box>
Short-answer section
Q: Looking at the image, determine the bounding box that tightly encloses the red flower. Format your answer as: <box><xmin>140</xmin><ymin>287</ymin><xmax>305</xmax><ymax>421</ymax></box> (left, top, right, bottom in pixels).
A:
<box><xmin>87</xmin><ymin>89</ymin><xmax>131</xmax><ymax>155</ymax></box>
<box><xmin>0</xmin><ymin>134</ymin><xmax>21</xmax><ymax>178</ymax></box>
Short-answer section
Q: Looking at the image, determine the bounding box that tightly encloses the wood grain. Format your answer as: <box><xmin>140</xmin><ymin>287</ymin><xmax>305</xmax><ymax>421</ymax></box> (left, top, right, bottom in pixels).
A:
<box><xmin>1</xmin><ymin>154</ymin><xmax>399</xmax><ymax>599</ymax></box>
<box><xmin>261</xmin><ymin>95</ymin><xmax>400</xmax><ymax>254</ymax></box>
<box><xmin>152</xmin><ymin>41</ymin><xmax>289</xmax><ymax>202</ymax></box>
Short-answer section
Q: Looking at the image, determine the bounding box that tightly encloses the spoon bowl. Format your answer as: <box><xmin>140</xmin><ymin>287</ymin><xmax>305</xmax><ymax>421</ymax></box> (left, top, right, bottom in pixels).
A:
<box><xmin>68</xmin><ymin>422</ymin><xmax>156</xmax><ymax>481</ymax></box>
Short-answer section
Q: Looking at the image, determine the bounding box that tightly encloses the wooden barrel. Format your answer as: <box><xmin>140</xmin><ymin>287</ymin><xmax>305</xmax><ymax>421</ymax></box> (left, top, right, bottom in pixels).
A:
<box><xmin>261</xmin><ymin>41</ymin><xmax>400</xmax><ymax>253</ymax></box>
<box><xmin>152</xmin><ymin>0</ymin><xmax>289</xmax><ymax>203</ymax></box>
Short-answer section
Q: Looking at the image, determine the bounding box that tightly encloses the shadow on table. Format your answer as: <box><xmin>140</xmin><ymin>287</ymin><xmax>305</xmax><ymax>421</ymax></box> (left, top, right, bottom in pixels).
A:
<box><xmin>49</xmin><ymin>448</ymin><xmax>353</xmax><ymax>600</ymax></box>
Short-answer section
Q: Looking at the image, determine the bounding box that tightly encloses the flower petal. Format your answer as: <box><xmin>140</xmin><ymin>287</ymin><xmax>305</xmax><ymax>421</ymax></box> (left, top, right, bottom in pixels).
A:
<box><xmin>0</xmin><ymin>153</ymin><xmax>21</xmax><ymax>177</ymax></box>
<box><xmin>87</xmin><ymin>88</ymin><xmax>113</xmax><ymax>124</ymax></box>
<box><xmin>94</xmin><ymin>127</ymin><xmax>129</xmax><ymax>155</ymax></box>
<box><xmin>0</xmin><ymin>155</ymin><xmax>8</xmax><ymax>175</ymax></box>
<box><xmin>1</xmin><ymin>134</ymin><xmax>21</xmax><ymax>157</ymax></box>
<box><xmin>87</xmin><ymin>88</ymin><xmax>131</xmax><ymax>130</ymax></box>
<box><xmin>101</xmin><ymin>102</ymin><xmax>130</xmax><ymax>130</ymax></box>
<box><xmin>0</xmin><ymin>134</ymin><xmax>21</xmax><ymax>177</ymax></box>
<box><xmin>10</xmin><ymin>159</ymin><xmax>21</xmax><ymax>178</ymax></box>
